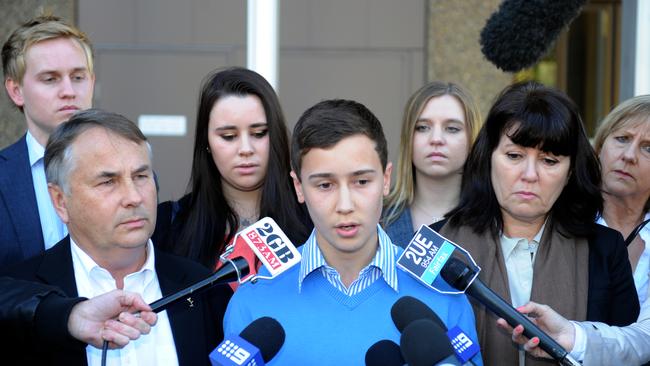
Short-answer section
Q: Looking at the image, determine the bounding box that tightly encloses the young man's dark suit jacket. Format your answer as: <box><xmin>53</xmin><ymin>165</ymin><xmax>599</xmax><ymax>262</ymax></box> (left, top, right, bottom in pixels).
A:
<box><xmin>0</xmin><ymin>135</ymin><xmax>45</xmax><ymax>268</ymax></box>
<box><xmin>1</xmin><ymin>236</ymin><xmax>233</xmax><ymax>366</ymax></box>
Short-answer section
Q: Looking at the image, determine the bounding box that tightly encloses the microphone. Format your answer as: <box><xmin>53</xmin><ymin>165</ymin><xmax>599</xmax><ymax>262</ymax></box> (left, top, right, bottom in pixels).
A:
<box><xmin>149</xmin><ymin>257</ymin><xmax>249</xmax><ymax>313</ymax></box>
<box><xmin>441</xmin><ymin>257</ymin><xmax>581</xmax><ymax>366</ymax></box>
<box><xmin>391</xmin><ymin>295</ymin><xmax>447</xmax><ymax>332</ymax></box>
<box><xmin>400</xmin><ymin>319</ymin><xmax>460</xmax><ymax>366</ymax></box>
<box><xmin>391</xmin><ymin>296</ymin><xmax>479</xmax><ymax>364</ymax></box>
<box><xmin>210</xmin><ymin>317</ymin><xmax>285</xmax><ymax>366</ymax></box>
<box><xmin>365</xmin><ymin>339</ymin><xmax>405</xmax><ymax>366</ymax></box>
<box><xmin>233</xmin><ymin>217</ymin><xmax>302</xmax><ymax>281</ymax></box>
<box><xmin>480</xmin><ymin>0</ymin><xmax>587</xmax><ymax>72</ymax></box>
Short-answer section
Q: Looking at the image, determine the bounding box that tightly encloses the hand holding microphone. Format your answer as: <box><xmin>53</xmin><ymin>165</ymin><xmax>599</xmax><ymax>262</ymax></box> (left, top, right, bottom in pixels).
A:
<box><xmin>440</xmin><ymin>257</ymin><xmax>580</xmax><ymax>366</ymax></box>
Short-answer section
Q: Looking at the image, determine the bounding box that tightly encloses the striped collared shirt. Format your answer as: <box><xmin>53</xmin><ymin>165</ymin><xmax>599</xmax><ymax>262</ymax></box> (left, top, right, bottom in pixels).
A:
<box><xmin>298</xmin><ymin>224</ymin><xmax>399</xmax><ymax>296</ymax></box>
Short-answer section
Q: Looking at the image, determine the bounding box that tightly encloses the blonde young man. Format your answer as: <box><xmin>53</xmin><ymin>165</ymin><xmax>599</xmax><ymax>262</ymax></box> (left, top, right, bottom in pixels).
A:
<box><xmin>1</xmin><ymin>15</ymin><xmax>95</xmax><ymax>267</ymax></box>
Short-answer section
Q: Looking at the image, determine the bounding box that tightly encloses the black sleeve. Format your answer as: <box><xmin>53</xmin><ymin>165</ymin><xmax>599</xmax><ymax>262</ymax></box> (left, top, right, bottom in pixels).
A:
<box><xmin>586</xmin><ymin>226</ymin><xmax>640</xmax><ymax>326</ymax></box>
<box><xmin>0</xmin><ymin>277</ymin><xmax>84</xmax><ymax>348</ymax></box>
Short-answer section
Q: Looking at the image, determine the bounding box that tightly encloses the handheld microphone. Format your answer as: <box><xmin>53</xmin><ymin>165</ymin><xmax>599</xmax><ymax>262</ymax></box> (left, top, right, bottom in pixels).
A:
<box><xmin>391</xmin><ymin>296</ymin><xmax>479</xmax><ymax>364</ymax></box>
<box><xmin>391</xmin><ymin>295</ymin><xmax>447</xmax><ymax>332</ymax></box>
<box><xmin>480</xmin><ymin>0</ymin><xmax>587</xmax><ymax>72</ymax></box>
<box><xmin>234</xmin><ymin>217</ymin><xmax>302</xmax><ymax>281</ymax></box>
<box><xmin>441</xmin><ymin>257</ymin><xmax>580</xmax><ymax>366</ymax></box>
<box><xmin>210</xmin><ymin>317</ymin><xmax>285</xmax><ymax>366</ymax></box>
<box><xmin>149</xmin><ymin>257</ymin><xmax>249</xmax><ymax>313</ymax></box>
<box><xmin>400</xmin><ymin>319</ymin><xmax>460</xmax><ymax>366</ymax></box>
<box><xmin>365</xmin><ymin>339</ymin><xmax>405</xmax><ymax>366</ymax></box>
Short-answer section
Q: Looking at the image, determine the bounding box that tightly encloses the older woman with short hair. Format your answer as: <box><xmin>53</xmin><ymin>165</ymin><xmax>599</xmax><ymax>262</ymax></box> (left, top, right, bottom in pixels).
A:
<box><xmin>434</xmin><ymin>81</ymin><xmax>639</xmax><ymax>366</ymax></box>
<box><xmin>593</xmin><ymin>95</ymin><xmax>650</xmax><ymax>309</ymax></box>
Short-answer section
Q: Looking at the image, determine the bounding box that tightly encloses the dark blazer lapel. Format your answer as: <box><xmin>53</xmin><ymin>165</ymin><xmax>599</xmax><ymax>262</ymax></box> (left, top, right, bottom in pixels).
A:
<box><xmin>155</xmin><ymin>249</ymin><xmax>200</xmax><ymax>365</ymax></box>
<box><xmin>0</xmin><ymin>135</ymin><xmax>45</xmax><ymax>260</ymax></box>
<box><xmin>35</xmin><ymin>236</ymin><xmax>79</xmax><ymax>297</ymax></box>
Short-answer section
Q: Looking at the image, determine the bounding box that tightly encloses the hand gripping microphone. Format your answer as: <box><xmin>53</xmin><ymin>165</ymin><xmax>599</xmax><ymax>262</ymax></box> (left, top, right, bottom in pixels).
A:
<box><xmin>400</xmin><ymin>319</ymin><xmax>461</xmax><ymax>366</ymax></box>
<box><xmin>210</xmin><ymin>317</ymin><xmax>285</xmax><ymax>366</ymax></box>
<box><xmin>391</xmin><ymin>296</ymin><xmax>479</xmax><ymax>365</ymax></box>
<box><xmin>365</xmin><ymin>339</ymin><xmax>405</xmax><ymax>366</ymax></box>
<box><xmin>441</xmin><ymin>257</ymin><xmax>581</xmax><ymax>366</ymax></box>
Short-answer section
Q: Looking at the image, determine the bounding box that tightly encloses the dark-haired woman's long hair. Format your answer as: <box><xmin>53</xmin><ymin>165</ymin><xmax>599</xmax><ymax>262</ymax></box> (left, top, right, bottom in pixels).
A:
<box><xmin>447</xmin><ymin>81</ymin><xmax>602</xmax><ymax>238</ymax></box>
<box><xmin>161</xmin><ymin>67</ymin><xmax>312</xmax><ymax>267</ymax></box>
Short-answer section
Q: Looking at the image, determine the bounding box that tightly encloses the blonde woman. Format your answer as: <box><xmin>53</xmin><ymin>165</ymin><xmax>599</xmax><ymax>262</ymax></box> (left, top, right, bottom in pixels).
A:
<box><xmin>593</xmin><ymin>95</ymin><xmax>650</xmax><ymax>308</ymax></box>
<box><xmin>383</xmin><ymin>82</ymin><xmax>481</xmax><ymax>247</ymax></box>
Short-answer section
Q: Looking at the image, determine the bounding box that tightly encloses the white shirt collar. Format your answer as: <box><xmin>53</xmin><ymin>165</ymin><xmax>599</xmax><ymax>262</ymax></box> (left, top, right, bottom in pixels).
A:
<box><xmin>70</xmin><ymin>237</ymin><xmax>156</xmax><ymax>296</ymax></box>
<box><xmin>25</xmin><ymin>130</ymin><xmax>45</xmax><ymax>167</ymax></box>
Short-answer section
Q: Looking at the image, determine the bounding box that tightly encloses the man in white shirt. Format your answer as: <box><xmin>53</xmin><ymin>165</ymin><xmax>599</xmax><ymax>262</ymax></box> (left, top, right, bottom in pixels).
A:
<box><xmin>1</xmin><ymin>14</ymin><xmax>95</xmax><ymax>267</ymax></box>
<box><xmin>3</xmin><ymin>109</ymin><xmax>232</xmax><ymax>365</ymax></box>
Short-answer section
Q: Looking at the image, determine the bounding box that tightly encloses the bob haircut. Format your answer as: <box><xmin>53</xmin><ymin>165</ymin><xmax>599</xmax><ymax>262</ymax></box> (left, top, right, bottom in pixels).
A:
<box><xmin>383</xmin><ymin>81</ymin><xmax>481</xmax><ymax>226</ymax></box>
<box><xmin>165</xmin><ymin>67</ymin><xmax>311</xmax><ymax>266</ymax></box>
<box><xmin>447</xmin><ymin>81</ymin><xmax>602</xmax><ymax>237</ymax></box>
<box><xmin>593</xmin><ymin>94</ymin><xmax>650</xmax><ymax>212</ymax></box>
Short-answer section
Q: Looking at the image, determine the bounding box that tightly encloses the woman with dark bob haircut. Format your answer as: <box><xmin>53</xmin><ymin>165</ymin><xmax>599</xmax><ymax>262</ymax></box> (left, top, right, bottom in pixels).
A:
<box><xmin>433</xmin><ymin>81</ymin><xmax>639</xmax><ymax>365</ymax></box>
<box><xmin>153</xmin><ymin>67</ymin><xmax>312</xmax><ymax>282</ymax></box>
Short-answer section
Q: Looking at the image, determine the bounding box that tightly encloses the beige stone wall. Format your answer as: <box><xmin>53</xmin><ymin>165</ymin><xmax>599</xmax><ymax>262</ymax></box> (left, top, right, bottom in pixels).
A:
<box><xmin>0</xmin><ymin>0</ymin><xmax>75</xmax><ymax>149</ymax></box>
<box><xmin>427</xmin><ymin>0</ymin><xmax>513</xmax><ymax>120</ymax></box>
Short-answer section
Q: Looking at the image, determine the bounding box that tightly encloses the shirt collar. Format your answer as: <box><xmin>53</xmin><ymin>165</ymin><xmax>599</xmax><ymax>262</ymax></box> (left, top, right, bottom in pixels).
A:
<box><xmin>70</xmin><ymin>237</ymin><xmax>156</xmax><ymax>284</ymax></box>
<box><xmin>298</xmin><ymin>224</ymin><xmax>399</xmax><ymax>293</ymax></box>
<box><xmin>501</xmin><ymin>222</ymin><xmax>545</xmax><ymax>260</ymax></box>
<box><xmin>25</xmin><ymin>130</ymin><xmax>45</xmax><ymax>167</ymax></box>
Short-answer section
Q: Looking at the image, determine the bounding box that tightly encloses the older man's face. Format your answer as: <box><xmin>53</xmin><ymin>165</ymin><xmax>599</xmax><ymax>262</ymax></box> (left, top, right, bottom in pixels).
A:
<box><xmin>51</xmin><ymin>127</ymin><xmax>156</xmax><ymax>259</ymax></box>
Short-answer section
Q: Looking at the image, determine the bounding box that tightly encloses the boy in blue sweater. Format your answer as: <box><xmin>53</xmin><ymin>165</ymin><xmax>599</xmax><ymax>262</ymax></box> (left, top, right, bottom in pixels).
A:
<box><xmin>224</xmin><ymin>99</ymin><xmax>481</xmax><ymax>365</ymax></box>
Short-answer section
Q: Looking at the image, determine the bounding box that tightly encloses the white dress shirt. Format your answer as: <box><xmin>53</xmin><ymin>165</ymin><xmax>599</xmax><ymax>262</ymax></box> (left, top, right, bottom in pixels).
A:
<box><xmin>70</xmin><ymin>238</ymin><xmax>179</xmax><ymax>366</ymax></box>
<box><xmin>500</xmin><ymin>225</ymin><xmax>544</xmax><ymax>366</ymax></box>
<box><xmin>500</xmin><ymin>225</ymin><xmax>544</xmax><ymax>308</ymax></box>
<box><xmin>26</xmin><ymin>132</ymin><xmax>67</xmax><ymax>249</ymax></box>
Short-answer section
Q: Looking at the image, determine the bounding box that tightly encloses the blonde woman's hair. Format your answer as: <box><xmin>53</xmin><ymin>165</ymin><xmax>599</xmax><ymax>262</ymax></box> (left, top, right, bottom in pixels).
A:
<box><xmin>383</xmin><ymin>81</ymin><xmax>481</xmax><ymax>227</ymax></box>
<box><xmin>593</xmin><ymin>94</ymin><xmax>650</xmax><ymax>212</ymax></box>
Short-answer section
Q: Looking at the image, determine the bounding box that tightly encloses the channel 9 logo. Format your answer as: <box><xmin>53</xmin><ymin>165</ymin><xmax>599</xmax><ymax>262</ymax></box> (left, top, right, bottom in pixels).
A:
<box><xmin>210</xmin><ymin>335</ymin><xmax>263</xmax><ymax>366</ymax></box>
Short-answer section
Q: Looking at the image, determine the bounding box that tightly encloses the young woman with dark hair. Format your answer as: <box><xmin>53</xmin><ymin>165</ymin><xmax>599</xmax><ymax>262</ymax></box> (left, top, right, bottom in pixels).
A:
<box><xmin>153</xmin><ymin>67</ymin><xmax>311</xmax><ymax>282</ymax></box>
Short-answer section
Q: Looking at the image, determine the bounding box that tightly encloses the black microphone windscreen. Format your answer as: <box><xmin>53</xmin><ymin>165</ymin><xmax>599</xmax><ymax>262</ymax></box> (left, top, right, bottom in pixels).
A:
<box><xmin>365</xmin><ymin>339</ymin><xmax>405</xmax><ymax>366</ymax></box>
<box><xmin>480</xmin><ymin>0</ymin><xmax>587</xmax><ymax>72</ymax></box>
<box><xmin>239</xmin><ymin>317</ymin><xmax>285</xmax><ymax>362</ymax></box>
<box><xmin>391</xmin><ymin>296</ymin><xmax>447</xmax><ymax>332</ymax></box>
<box><xmin>440</xmin><ymin>257</ymin><xmax>475</xmax><ymax>291</ymax></box>
<box><xmin>400</xmin><ymin>319</ymin><xmax>456</xmax><ymax>366</ymax></box>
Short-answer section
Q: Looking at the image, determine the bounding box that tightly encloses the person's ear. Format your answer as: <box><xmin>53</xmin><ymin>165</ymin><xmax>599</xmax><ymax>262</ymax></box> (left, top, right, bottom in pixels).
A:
<box><xmin>48</xmin><ymin>183</ymin><xmax>70</xmax><ymax>223</ymax></box>
<box><xmin>382</xmin><ymin>162</ymin><xmax>393</xmax><ymax>196</ymax></box>
<box><xmin>5</xmin><ymin>78</ymin><xmax>25</xmax><ymax>108</ymax></box>
<box><xmin>290</xmin><ymin>171</ymin><xmax>305</xmax><ymax>203</ymax></box>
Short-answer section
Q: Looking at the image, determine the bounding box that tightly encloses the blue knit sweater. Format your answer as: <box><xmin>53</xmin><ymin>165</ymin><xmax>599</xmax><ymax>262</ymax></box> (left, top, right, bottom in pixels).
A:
<box><xmin>224</xmin><ymin>249</ymin><xmax>482</xmax><ymax>365</ymax></box>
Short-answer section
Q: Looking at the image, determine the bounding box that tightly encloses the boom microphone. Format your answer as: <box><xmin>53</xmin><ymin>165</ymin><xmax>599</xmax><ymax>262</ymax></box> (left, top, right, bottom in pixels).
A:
<box><xmin>210</xmin><ymin>317</ymin><xmax>285</xmax><ymax>366</ymax></box>
<box><xmin>365</xmin><ymin>339</ymin><xmax>405</xmax><ymax>366</ymax></box>
<box><xmin>149</xmin><ymin>257</ymin><xmax>249</xmax><ymax>313</ymax></box>
<box><xmin>440</xmin><ymin>257</ymin><xmax>581</xmax><ymax>366</ymax></box>
<box><xmin>480</xmin><ymin>0</ymin><xmax>587</xmax><ymax>72</ymax></box>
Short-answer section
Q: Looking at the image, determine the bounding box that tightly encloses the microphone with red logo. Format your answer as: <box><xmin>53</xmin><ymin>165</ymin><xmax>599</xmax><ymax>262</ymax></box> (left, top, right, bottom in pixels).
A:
<box><xmin>210</xmin><ymin>317</ymin><xmax>285</xmax><ymax>366</ymax></box>
<box><xmin>224</xmin><ymin>217</ymin><xmax>302</xmax><ymax>283</ymax></box>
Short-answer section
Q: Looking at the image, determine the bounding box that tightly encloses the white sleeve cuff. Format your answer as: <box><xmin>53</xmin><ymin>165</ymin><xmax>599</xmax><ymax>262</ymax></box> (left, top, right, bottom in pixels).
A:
<box><xmin>568</xmin><ymin>320</ymin><xmax>586</xmax><ymax>362</ymax></box>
